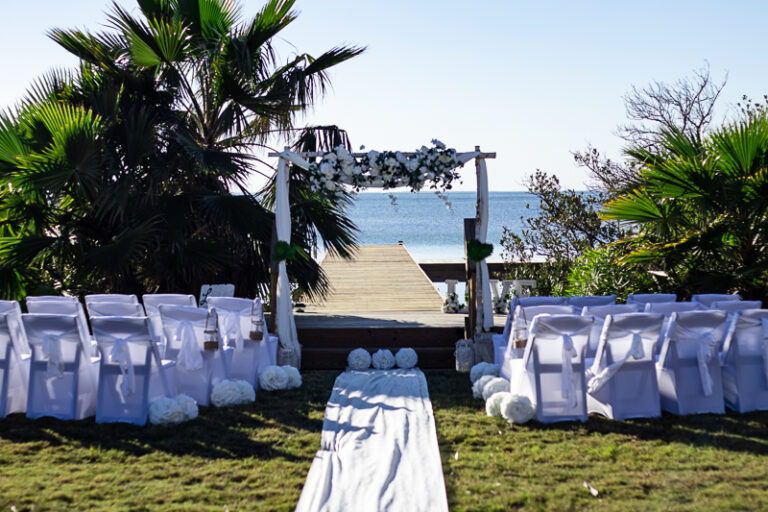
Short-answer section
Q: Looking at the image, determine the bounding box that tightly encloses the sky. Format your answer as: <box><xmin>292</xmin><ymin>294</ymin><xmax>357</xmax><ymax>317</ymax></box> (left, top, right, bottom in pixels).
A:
<box><xmin>1</xmin><ymin>1</ymin><xmax>768</xmax><ymax>191</ymax></box>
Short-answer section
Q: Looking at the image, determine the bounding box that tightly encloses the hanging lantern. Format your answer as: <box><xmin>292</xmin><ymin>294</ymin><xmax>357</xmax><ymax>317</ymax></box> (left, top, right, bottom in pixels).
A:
<box><xmin>248</xmin><ymin>301</ymin><xmax>264</xmax><ymax>341</ymax></box>
<box><xmin>204</xmin><ymin>309</ymin><xmax>220</xmax><ymax>351</ymax></box>
<box><xmin>455</xmin><ymin>339</ymin><xmax>474</xmax><ymax>373</ymax></box>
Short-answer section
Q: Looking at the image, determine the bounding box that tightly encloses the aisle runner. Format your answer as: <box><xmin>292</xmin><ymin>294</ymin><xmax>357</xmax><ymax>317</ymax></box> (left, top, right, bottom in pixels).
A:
<box><xmin>296</xmin><ymin>369</ymin><xmax>449</xmax><ymax>512</ymax></box>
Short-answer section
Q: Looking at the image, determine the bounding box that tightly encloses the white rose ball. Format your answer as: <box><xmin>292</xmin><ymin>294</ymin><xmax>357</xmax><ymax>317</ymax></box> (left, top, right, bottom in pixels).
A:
<box><xmin>281</xmin><ymin>365</ymin><xmax>302</xmax><ymax>388</ymax></box>
<box><xmin>500</xmin><ymin>394</ymin><xmax>535</xmax><ymax>424</ymax></box>
<box><xmin>259</xmin><ymin>365</ymin><xmax>289</xmax><ymax>391</ymax></box>
<box><xmin>347</xmin><ymin>348</ymin><xmax>371</xmax><ymax>370</ymax></box>
<box><xmin>176</xmin><ymin>394</ymin><xmax>199</xmax><ymax>420</ymax></box>
<box><xmin>469</xmin><ymin>362</ymin><xmax>500</xmax><ymax>384</ymax></box>
<box><xmin>486</xmin><ymin>391</ymin><xmax>511</xmax><ymax>417</ymax></box>
<box><xmin>149</xmin><ymin>396</ymin><xmax>185</xmax><ymax>425</ymax></box>
<box><xmin>235</xmin><ymin>380</ymin><xmax>256</xmax><ymax>403</ymax></box>
<box><xmin>395</xmin><ymin>348</ymin><xmax>418</xmax><ymax>369</ymax></box>
<box><xmin>482</xmin><ymin>377</ymin><xmax>510</xmax><ymax>401</ymax></box>
<box><xmin>371</xmin><ymin>349</ymin><xmax>396</xmax><ymax>370</ymax></box>
<box><xmin>211</xmin><ymin>380</ymin><xmax>243</xmax><ymax>407</ymax></box>
<box><xmin>472</xmin><ymin>374</ymin><xmax>495</xmax><ymax>399</ymax></box>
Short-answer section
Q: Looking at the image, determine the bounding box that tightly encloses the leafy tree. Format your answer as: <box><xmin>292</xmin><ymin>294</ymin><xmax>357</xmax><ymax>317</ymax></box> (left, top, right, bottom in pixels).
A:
<box><xmin>0</xmin><ymin>0</ymin><xmax>363</xmax><ymax>299</ymax></box>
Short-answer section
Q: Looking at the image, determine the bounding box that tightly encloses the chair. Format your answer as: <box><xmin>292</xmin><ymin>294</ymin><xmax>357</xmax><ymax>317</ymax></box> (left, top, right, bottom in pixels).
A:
<box><xmin>0</xmin><ymin>300</ymin><xmax>31</xmax><ymax>356</ymax></box>
<box><xmin>581</xmin><ymin>303</ymin><xmax>642</xmax><ymax>358</ymax></box>
<box><xmin>85</xmin><ymin>294</ymin><xmax>139</xmax><ymax>304</ymax></box>
<box><xmin>566</xmin><ymin>295</ymin><xmax>616</xmax><ymax>309</ymax></box>
<box><xmin>87</xmin><ymin>301</ymin><xmax>145</xmax><ymax>318</ymax></box>
<box><xmin>141</xmin><ymin>294</ymin><xmax>197</xmax><ymax>353</ymax></box>
<box><xmin>691</xmin><ymin>293</ymin><xmax>742</xmax><ymax>308</ymax></box>
<box><xmin>586</xmin><ymin>313</ymin><xmax>665</xmax><ymax>420</ymax></box>
<box><xmin>199</xmin><ymin>283</ymin><xmax>236</xmax><ymax>308</ymax></box>
<box><xmin>656</xmin><ymin>310</ymin><xmax>729</xmax><ymax>415</ymax></box>
<box><xmin>493</xmin><ymin>296</ymin><xmax>564</xmax><ymax>366</ymax></box>
<box><xmin>91</xmin><ymin>316</ymin><xmax>175</xmax><ymax>425</ymax></box>
<box><xmin>709</xmin><ymin>300</ymin><xmax>762</xmax><ymax>313</ymax></box>
<box><xmin>0</xmin><ymin>312</ymin><xmax>30</xmax><ymax>417</ymax></box>
<box><xmin>22</xmin><ymin>313</ymin><xmax>99</xmax><ymax>420</ymax></box>
<box><xmin>207</xmin><ymin>297</ymin><xmax>277</xmax><ymax>386</ymax></box>
<box><xmin>158</xmin><ymin>305</ymin><xmax>228</xmax><ymax>406</ymax></box>
<box><xmin>511</xmin><ymin>314</ymin><xmax>593</xmax><ymax>423</ymax></box>
<box><xmin>626</xmin><ymin>293</ymin><xmax>677</xmax><ymax>305</ymax></box>
<box><xmin>26</xmin><ymin>300</ymin><xmax>95</xmax><ymax>357</ymax></box>
<box><xmin>720</xmin><ymin>309</ymin><xmax>768</xmax><ymax>413</ymax></box>
<box><xmin>645</xmin><ymin>302</ymin><xmax>706</xmax><ymax>354</ymax></box>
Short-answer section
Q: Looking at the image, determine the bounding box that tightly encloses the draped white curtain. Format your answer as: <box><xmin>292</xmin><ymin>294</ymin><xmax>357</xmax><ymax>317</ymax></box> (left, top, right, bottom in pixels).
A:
<box><xmin>275</xmin><ymin>157</ymin><xmax>301</xmax><ymax>358</ymax></box>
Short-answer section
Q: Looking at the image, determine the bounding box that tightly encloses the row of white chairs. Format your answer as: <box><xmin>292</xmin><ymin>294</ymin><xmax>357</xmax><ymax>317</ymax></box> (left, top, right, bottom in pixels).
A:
<box><xmin>0</xmin><ymin>293</ymin><xmax>278</xmax><ymax>425</ymax></box>
<box><xmin>500</xmin><ymin>309</ymin><xmax>768</xmax><ymax>423</ymax></box>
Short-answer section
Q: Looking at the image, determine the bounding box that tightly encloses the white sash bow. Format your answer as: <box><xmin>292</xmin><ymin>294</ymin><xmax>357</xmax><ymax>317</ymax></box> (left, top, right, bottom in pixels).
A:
<box><xmin>221</xmin><ymin>310</ymin><xmax>245</xmax><ymax>350</ymax></box>
<box><xmin>42</xmin><ymin>333</ymin><xmax>65</xmax><ymax>378</ymax></box>
<box><xmin>587</xmin><ymin>326</ymin><xmax>654</xmax><ymax>393</ymax></box>
<box><xmin>675</xmin><ymin>324</ymin><xmax>721</xmax><ymax>396</ymax></box>
<box><xmin>96</xmin><ymin>332</ymin><xmax>149</xmax><ymax>396</ymax></box>
<box><xmin>532</xmin><ymin>320</ymin><xmax>591</xmax><ymax>408</ymax></box>
<box><xmin>175</xmin><ymin>320</ymin><xmax>203</xmax><ymax>371</ymax></box>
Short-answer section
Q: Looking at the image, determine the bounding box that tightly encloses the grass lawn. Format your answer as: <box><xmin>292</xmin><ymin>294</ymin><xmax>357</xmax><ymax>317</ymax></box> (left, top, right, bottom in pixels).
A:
<box><xmin>1</xmin><ymin>370</ymin><xmax>767</xmax><ymax>511</ymax></box>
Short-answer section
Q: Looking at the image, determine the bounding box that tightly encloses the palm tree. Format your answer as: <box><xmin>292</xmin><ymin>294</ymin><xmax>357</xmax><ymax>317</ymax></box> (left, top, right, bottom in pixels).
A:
<box><xmin>601</xmin><ymin>115</ymin><xmax>768</xmax><ymax>299</ymax></box>
<box><xmin>0</xmin><ymin>0</ymin><xmax>363</xmax><ymax>299</ymax></box>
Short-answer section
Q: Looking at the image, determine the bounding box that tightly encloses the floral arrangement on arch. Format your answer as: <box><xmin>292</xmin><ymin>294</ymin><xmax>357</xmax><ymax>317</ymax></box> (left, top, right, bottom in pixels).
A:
<box><xmin>306</xmin><ymin>140</ymin><xmax>464</xmax><ymax>199</ymax></box>
<box><xmin>442</xmin><ymin>292</ymin><xmax>465</xmax><ymax>314</ymax></box>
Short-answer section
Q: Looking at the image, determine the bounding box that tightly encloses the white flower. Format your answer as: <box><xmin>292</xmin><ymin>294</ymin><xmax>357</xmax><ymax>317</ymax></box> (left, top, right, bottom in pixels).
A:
<box><xmin>395</xmin><ymin>152</ymin><xmax>407</xmax><ymax>164</ymax></box>
<box><xmin>472</xmin><ymin>375</ymin><xmax>495</xmax><ymax>399</ymax></box>
<box><xmin>211</xmin><ymin>379</ymin><xmax>244</xmax><ymax>407</ymax></box>
<box><xmin>176</xmin><ymin>394</ymin><xmax>199</xmax><ymax>420</ymax></box>
<box><xmin>320</xmin><ymin>162</ymin><xmax>334</xmax><ymax>175</ymax></box>
<box><xmin>371</xmin><ymin>349</ymin><xmax>396</xmax><ymax>370</ymax></box>
<box><xmin>281</xmin><ymin>365</ymin><xmax>302</xmax><ymax>388</ymax></box>
<box><xmin>347</xmin><ymin>348</ymin><xmax>371</xmax><ymax>370</ymax></box>
<box><xmin>324</xmin><ymin>152</ymin><xmax>338</xmax><ymax>163</ymax></box>
<box><xmin>395</xmin><ymin>348</ymin><xmax>418</xmax><ymax>369</ymax></box>
<box><xmin>500</xmin><ymin>394</ymin><xmax>535</xmax><ymax>424</ymax></box>
<box><xmin>469</xmin><ymin>362</ymin><xmax>500</xmax><ymax>384</ymax></box>
<box><xmin>486</xmin><ymin>391</ymin><xmax>511</xmax><ymax>417</ymax></box>
<box><xmin>324</xmin><ymin>181</ymin><xmax>337</xmax><ymax>191</ymax></box>
<box><xmin>431</xmin><ymin>139</ymin><xmax>446</xmax><ymax>149</ymax></box>
<box><xmin>482</xmin><ymin>377</ymin><xmax>510</xmax><ymax>401</ymax></box>
<box><xmin>259</xmin><ymin>365</ymin><xmax>289</xmax><ymax>391</ymax></box>
<box><xmin>235</xmin><ymin>380</ymin><xmax>256</xmax><ymax>402</ymax></box>
<box><xmin>368</xmin><ymin>166</ymin><xmax>380</xmax><ymax>177</ymax></box>
<box><xmin>149</xmin><ymin>396</ymin><xmax>186</xmax><ymax>425</ymax></box>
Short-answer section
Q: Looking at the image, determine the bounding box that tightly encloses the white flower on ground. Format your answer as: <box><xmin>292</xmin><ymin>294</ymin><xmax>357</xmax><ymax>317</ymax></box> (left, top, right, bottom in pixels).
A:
<box><xmin>372</xmin><ymin>349</ymin><xmax>396</xmax><ymax>370</ymax></box>
<box><xmin>500</xmin><ymin>394</ymin><xmax>535</xmax><ymax>424</ymax></box>
<box><xmin>486</xmin><ymin>391</ymin><xmax>511</xmax><ymax>417</ymax></box>
<box><xmin>212</xmin><ymin>380</ymin><xmax>245</xmax><ymax>407</ymax></box>
<box><xmin>395</xmin><ymin>348</ymin><xmax>418</xmax><ymax>369</ymax></box>
<box><xmin>347</xmin><ymin>348</ymin><xmax>371</xmax><ymax>370</ymax></box>
<box><xmin>259</xmin><ymin>365</ymin><xmax>289</xmax><ymax>391</ymax></box>
<box><xmin>469</xmin><ymin>362</ymin><xmax>500</xmax><ymax>384</ymax></box>
<box><xmin>235</xmin><ymin>380</ymin><xmax>256</xmax><ymax>403</ymax></box>
<box><xmin>482</xmin><ymin>377</ymin><xmax>510</xmax><ymax>401</ymax></box>
<box><xmin>176</xmin><ymin>394</ymin><xmax>199</xmax><ymax>420</ymax></box>
<box><xmin>149</xmin><ymin>396</ymin><xmax>185</xmax><ymax>425</ymax></box>
<box><xmin>472</xmin><ymin>375</ymin><xmax>495</xmax><ymax>399</ymax></box>
<box><xmin>281</xmin><ymin>365</ymin><xmax>302</xmax><ymax>388</ymax></box>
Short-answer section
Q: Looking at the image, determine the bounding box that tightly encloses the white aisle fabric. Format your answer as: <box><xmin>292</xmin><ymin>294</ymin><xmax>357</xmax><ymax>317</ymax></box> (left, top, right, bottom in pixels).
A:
<box><xmin>296</xmin><ymin>369</ymin><xmax>449</xmax><ymax>512</ymax></box>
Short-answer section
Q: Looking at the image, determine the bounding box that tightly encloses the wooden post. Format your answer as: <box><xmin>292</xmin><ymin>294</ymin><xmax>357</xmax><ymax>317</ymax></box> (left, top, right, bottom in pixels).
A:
<box><xmin>464</xmin><ymin>218</ymin><xmax>477</xmax><ymax>339</ymax></box>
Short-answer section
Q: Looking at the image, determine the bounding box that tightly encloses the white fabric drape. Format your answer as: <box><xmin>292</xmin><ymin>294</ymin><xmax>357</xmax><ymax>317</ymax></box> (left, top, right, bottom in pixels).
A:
<box><xmin>586</xmin><ymin>328</ymin><xmax>654</xmax><ymax>393</ymax></box>
<box><xmin>475</xmin><ymin>157</ymin><xmax>493</xmax><ymax>332</ymax></box>
<box><xmin>175</xmin><ymin>320</ymin><xmax>203</xmax><ymax>371</ymax></box>
<box><xmin>274</xmin><ymin>157</ymin><xmax>301</xmax><ymax>359</ymax></box>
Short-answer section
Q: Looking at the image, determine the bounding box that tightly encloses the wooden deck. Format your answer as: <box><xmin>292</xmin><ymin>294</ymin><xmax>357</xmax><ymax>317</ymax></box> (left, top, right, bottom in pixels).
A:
<box><xmin>298</xmin><ymin>244</ymin><xmax>502</xmax><ymax>369</ymax></box>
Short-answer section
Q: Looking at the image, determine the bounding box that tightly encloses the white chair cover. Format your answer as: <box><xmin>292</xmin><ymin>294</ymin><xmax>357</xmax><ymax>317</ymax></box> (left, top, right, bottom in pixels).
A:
<box><xmin>626</xmin><ymin>293</ymin><xmax>677</xmax><ymax>305</ymax></box>
<box><xmin>709</xmin><ymin>300</ymin><xmax>762</xmax><ymax>313</ymax></box>
<box><xmin>645</xmin><ymin>302</ymin><xmax>705</xmax><ymax>354</ymax></box>
<box><xmin>85</xmin><ymin>294</ymin><xmax>139</xmax><ymax>304</ymax></box>
<box><xmin>581</xmin><ymin>303</ymin><xmax>642</xmax><ymax>358</ymax></box>
<box><xmin>142</xmin><ymin>294</ymin><xmax>197</xmax><ymax>354</ymax></box>
<box><xmin>198</xmin><ymin>283</ymin><xmax>235</xmax><ymax>308</ymax></box>
<box><xmin>158</xmin><ymin>305</ymin><xmax>228</xmax><ymax>406</ymax></box>
<box><xmin>691</xmin><ymin>293</ymin><xmax>742</xmax><ymax>307</ymax></box>
<box><xmin>87</xmin><ymin>302</ymin><xmax>145</xmax><ymax>318</ymax></box>
<box><xmin>657</xmin><ymin>310</ymin><xmax>728</xmax><ymax>415</ymax></box>
<box><xmin>0</xmin><ymin>300</ymin><xmax>31</xmax><ymax>356</ymax></box>
<box><xmin>92</xmin><ymin>316</ymin><xmax>174</xmax><ymax>424</ymax></box>
<box><xmin>26</xmin><ymin>295</ymin><xmax>79</xmax><ymax>303</ymax></box>
<box><xmin>207</xmin><ymin>297</ymin><xmax>278</xmax><ymax>386</ymax></box>
<box><xmin>493</xmin><ymin>296</ymin><xmax>564</xmax><ymax>365</ymax></box>
<box><xmin>26</xmin><ymin>300</ymin><xmax>96</xmax><ymax>358</ymax></box>
<box><xmin>566</xmin><ymin>295</ymin><xmax>616</xmax><ymax>309</ymax></box>
<box><xmin>0</xmin><ymin>312</ymin><xmax>30</xmax><ymax>417</ymax></box>
<box><xmin>512</xmin><ymin>314</ymin><xmax>592</xmax><ymax>423</ymax></box>
<box><xmin>22</xmin><ymin>313</ymin><xmax>99</xmax><ymax>420</ymax></box>
<box><xmin>720</xmin><ymin>309</ymin><xmax>768</xmax><ymax>412</ymax></box>
<box><xmin>586</xmin><ymin>313</ymin><xmax>664</xmax><ymax>420</ymax></box>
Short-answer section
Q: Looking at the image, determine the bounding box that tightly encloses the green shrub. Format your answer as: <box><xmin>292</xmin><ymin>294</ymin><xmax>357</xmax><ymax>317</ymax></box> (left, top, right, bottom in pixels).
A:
<box><xmin>566</xmin><ymin>246</ymin><xmax>661</xmax><ymax>301</ymax></box>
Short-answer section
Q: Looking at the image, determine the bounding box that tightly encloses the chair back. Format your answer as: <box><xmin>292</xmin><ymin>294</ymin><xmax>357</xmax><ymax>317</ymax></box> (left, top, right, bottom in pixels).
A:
<box><xmin>723</xmin><ymin>309</ymin><xmax>768</xmax><ymax>360</ymax></box>
<box><xmin>85</xmin><ymin>294</ymin><xmax>139</xmax><ymax>304</ymax></box>
<box><xmin>710</xmin><ymin>300</ymin><xmax>762</xmax><ymax>313</ymax></box>
<box><xmin>644</xmin><ymin>302</ymin><xmax>704</xmax><ymax>315</ymax></box>
<box><xmin>26</xmin><ymin>295</ymin><xmax>78</xmax><ymax>304</ymax></box>
<box><xmin>0</xmin><ymin>312</ymin><xmax>29</xmax><ymax>417</ymax></box>
<box><xmin>142</xmin><ymin>294</ymin><xmax>197</xmax><ymax>344</ymax></box>
<box><xmin>87</xmin><ymin>302</ymin><xmax>145</xmax><ymax>318</ymax></box>
<box><xmin>27</xmin><ymin>300</ymin><xmax>91</xmax><ymax>341</ymax></box>
<box><xmin>581</xmin><ymin>303</ymin><xmax>643</xmax><ymax>356</ymax></box>
<box><xmin>158</xmin><ymin>305</ymin><xmax>208</xmax><ymax>361</ymax></box>
<box><xmin>691</xmin><ymin>293</ymin><xmax>742</xmax><ymax>307</ymax></box>
<box><xmin>512</xmin><ymin>304</ymin><xmax>574</xmax><ymax>339</ymax></box>
<box><xmin>199</xmin><ymin>283</ymin><xmax>236</xmax><ymax>307</ymax></box>
<box><xmin>595</xmin><ymin>313</ymin><xmax>664</xmax><ymax>369</ymax></box>
<box><xmin>627</xmin><ymin>293</ymin><xmax>677</xmax><ymax>305</ymax></box>
<box><xmin>566</xmin><ymin>295</ymin><xmax>616</xmax><ymax>309</ymax></box>
<box><xmin>660</xmin><ymin>310</ymin><xmax>729</xmax><ymax>365</ymax></box>
<box><xmin>0</xmin><ymin>300</ymin><xmax>30</xmax><ymax>355</ymax></box>
<box><xmin>502</xmin><ymin>296</ymin><xmax>565</xmax><ymax>338</ymax></box>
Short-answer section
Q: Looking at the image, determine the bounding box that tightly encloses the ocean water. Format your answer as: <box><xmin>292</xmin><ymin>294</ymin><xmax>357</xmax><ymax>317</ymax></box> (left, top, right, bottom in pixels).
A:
<box><xmin>344</xmin><ymin>191</ymin><xmax>537</xmax><ymax>262</ymax></box>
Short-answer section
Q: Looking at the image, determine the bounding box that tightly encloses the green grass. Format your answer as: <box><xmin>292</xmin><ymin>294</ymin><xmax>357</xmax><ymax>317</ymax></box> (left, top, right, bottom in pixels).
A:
<box><xmin>1</xmin><ymin>370</ymin><xmax>767</xmax><ymax>511</ymax></box>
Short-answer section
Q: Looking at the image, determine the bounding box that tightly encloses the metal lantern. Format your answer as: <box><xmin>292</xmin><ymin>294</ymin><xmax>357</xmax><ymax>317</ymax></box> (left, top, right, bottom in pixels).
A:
<box><xmin>248</xmin><ymin>301</ymin><xmax>264</xmax><ymax>341</ymax></box>
<box><xmin>455</xmin><ymin>339</ymin><xmax>474</xmax><ymax>373</ymax></box>
<box><xmin>204</xmin><ymin>308</ymin><xmax>220</xmax><ymax>351</ymax></box>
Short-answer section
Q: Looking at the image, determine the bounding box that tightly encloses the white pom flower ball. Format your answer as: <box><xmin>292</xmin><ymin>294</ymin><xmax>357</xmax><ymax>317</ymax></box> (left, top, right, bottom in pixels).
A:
<box><xmin>469</xmin><ymin>362</ymin><xmax>500</xmax><ymax>384</ymax></box>
<box><xmin>395</xmin><ymin>348</ymin><xmax>418</xmax><ymax>369</ymax></box>
<box><xmin>149</xmin><ymin>396</ymin><xmax>185</xmax><ymax>425</ymax></box>
<box><xmin>501</xmin><ymin>394</ymin><xmax>535</xmax><ymax>424</ymax></box>
<box><xmin>282</xmin><ymin>365</ymin><xmax>302</xmax><ymax>388</ymax></box>
<box><xmin>482</xmin><ymin>377</ymin><xmax>510</xmax><ymax>401</ymax></box>
<box><xmin>347</xmin><ymin>348</ymin><xmax>372</xmax><ymax>370</ymax></box>
<box><xmin>235</xmin><ymin>380</ymin><xmax>256</xmax><ymax>403</ymax></box>
<box><xmin>176</xmin><ymin>394</ymin><xmax>199</xmax><ymax>420</ymax></box>
<box><xmin>371</xmin><ymin>349</ymin><xmax>396</xmax><ymax>370</ymax></box>
<box><xmin>486</xmin><ymin>391</ymin><xmax>511</xmax><ymax>417</ymax></box>
<box><xmin>211</xmin><ymin>380</ymin><xmax>243</xmax><ymax>407</ymax></box>
<box><xmin>259</xmin><ymin>365</ymin><xmax>289</xmax><ymax>391</ymax></box>
<box><xmin>472</xmin><ymin>374</ymin><xmax>495</xmax><ymax>399</ymax></box>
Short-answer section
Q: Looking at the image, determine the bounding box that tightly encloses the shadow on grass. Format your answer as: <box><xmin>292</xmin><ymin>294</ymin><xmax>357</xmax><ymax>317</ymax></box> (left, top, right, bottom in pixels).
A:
<box><xmin>0</xmin><ymin>370</ymin><xmax>339</xmax><ymax>461</ymax></box>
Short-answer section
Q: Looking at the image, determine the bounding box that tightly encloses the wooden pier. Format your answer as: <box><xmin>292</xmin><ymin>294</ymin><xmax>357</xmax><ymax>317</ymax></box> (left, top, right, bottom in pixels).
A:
<box><xmin>296</xmin><ymin>244</ymin><xmax>500</xmax><ymax>369</ymax></box>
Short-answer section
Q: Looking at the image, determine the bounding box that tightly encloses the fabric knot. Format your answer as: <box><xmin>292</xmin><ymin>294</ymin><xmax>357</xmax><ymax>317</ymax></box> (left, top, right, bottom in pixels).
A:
<box><xmin>561</xmin><ymin>334</ymin><xmax>577</xmax><ymax>407</ymax></box>
<box><xmin>109</xmin><ymin>337</ymin><xmax>136</xmax><ymax>396</ymax></box>
<box><xmin>42</xmin><ymin>333</ymin><xmax>64</xmax><ymax>379</ymax></box>
<box><xmin>221</xmin><ymin>310</ymin><xmax>244</xmax><ymax>350</ymax></box>
<box><xmin>176</xmin><ymin>320</ymin><xmax>203</xmax><ymax>371</ymax></box>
